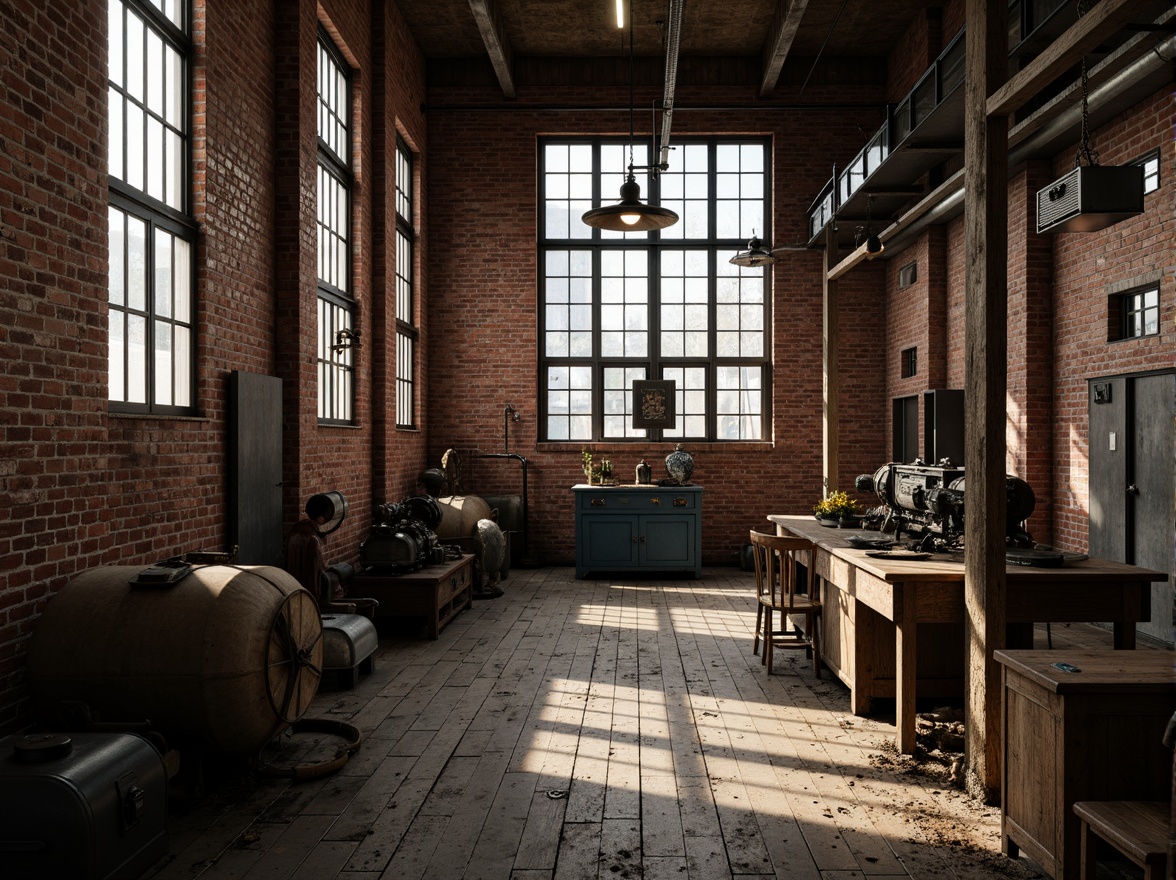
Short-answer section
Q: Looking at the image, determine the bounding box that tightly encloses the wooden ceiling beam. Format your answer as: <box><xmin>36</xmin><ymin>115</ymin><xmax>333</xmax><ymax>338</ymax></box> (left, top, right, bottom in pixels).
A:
<box><xmin>987</xmin><ymin>0</ymin><xmax>1154</xmax><ymax>118</ymax></box>
<box><xmin>469</xmin><ymin>0</ymin><xmax>516</xmax><ymax>99</ymax></box>
<box><xmin>760</xmin><ymin>0</ymin><xmax>810</xmax><ymax>97</ymax></box>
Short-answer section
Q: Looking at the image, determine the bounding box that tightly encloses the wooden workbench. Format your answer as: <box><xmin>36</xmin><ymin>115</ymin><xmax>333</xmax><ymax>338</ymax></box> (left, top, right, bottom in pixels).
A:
<box><xmin>767</xmin><ymin>515</ymin><xmax>1165</xmax><ymax>753</ymax></box>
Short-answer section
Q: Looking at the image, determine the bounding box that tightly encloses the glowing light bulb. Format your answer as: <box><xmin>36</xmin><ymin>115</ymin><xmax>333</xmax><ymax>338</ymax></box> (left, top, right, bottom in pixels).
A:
<box><xmin>616</xmin><ymin>0</ymin><xmax>624</xmax><ymax>29</ymax></box>
<box><xmin>620</xmin><ymin>212</ymin><xmax>642</xmax><ymax>225</ymax></box>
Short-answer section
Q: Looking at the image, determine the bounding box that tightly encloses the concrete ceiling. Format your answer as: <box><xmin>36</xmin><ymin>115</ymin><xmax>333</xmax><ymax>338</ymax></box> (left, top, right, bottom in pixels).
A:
<box><xmin>394</xmin><ymin>0</ymin><xmax>939</xmax><ymax>62</ymax></box>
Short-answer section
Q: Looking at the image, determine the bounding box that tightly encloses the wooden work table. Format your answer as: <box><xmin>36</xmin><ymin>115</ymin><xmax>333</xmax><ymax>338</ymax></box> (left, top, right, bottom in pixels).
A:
<box><xmin>767</xmin><ymin>515</ymin><xmax>1165</xmax><ymax>754</ymax></box>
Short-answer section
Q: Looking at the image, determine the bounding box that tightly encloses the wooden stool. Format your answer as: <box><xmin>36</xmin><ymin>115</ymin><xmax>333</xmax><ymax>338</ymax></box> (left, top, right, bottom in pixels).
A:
<box><xmin>1073</xmin><ymin>801</ymin><xmax>1169</xmax><ymax>880</ymax></box>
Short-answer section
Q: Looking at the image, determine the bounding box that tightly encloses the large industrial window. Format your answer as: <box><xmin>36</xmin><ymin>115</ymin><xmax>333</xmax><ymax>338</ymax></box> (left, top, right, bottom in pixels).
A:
<box><xmin>539</xmin><ymin>138</ymin><xmax>770</xmax><ymax>442</ymax></box>
<box><xmin>107</xmin><ymin>0</ymin><xmax>194</xmax><ymax>413</ymax></box>
<box><xmin>316</xmin><ymin>34</ymin><xmax>354</xmax><ymax>423</ymax></box>
<box><xmin>395</xmin><ymin>139</ymin><xmax>417</xmax><ymax>429</ymax></box>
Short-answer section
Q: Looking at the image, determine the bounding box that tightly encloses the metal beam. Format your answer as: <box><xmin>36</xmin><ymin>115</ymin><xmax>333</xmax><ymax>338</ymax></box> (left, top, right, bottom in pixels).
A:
<box><xmin>469</xmin><ymin>0</ymin><xmax>516</xmax><ymax>99</ymax></box>
<box><xmin>987</xmin><ymin>0</ymin><xmax>1154</xmax><ymax>118</ymax></box>
<box><xmin>760</xmin><ymin>0</ymin><xmax>810</xmax><ymax>97</ymax></box>
<box><xmin>822</xmin><ymin>223</ymin><xmax>839</xmax><ymax>499</ymax></box>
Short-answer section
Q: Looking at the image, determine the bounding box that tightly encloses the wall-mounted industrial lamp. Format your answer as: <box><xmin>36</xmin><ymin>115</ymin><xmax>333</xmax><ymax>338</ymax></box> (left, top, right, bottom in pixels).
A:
<box><xmin>332</xmin><ymin>327</ymin><xmax>361</xmax><ymax>352</ymax></box>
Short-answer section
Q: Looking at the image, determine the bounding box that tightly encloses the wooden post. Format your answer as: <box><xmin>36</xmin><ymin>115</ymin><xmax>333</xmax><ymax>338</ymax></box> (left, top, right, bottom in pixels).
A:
<box><xmin>963</xmin><ymin>0</ymin><xmax>1009</xmax><ymax>803</ymax></box>
<box><xmin>823</xmin><ymin>223</ymin><xmax>840</xmax><ymax>497</ymax></box>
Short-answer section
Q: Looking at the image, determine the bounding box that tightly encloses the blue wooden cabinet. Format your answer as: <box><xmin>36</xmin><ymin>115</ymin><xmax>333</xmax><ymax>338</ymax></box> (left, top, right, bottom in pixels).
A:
<box><xmin>573</xmin><ymin>484</ymin><xmax>702</xmax><ymax>578</ymax></box>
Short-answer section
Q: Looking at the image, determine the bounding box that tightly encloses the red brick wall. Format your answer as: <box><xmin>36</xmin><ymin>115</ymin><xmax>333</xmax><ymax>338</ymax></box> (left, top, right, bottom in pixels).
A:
<box><xmin>934</xmin><ymin>88</ymin><xmax>1172</xmax><ymax>552</ymax></box>
<box><xmin>0</xmin><ymin>0</ymin><xmax>428</xmax><ymax>733</ymax></box>
<box><xmin>0</xmin><ymin>0</ymin><xmax>109</xmax><ymax>730</ymax></box>
<box><xmin>1049</xmin><ymin>89</ymin><xmax>1174</xmax><ymax>552</ymax></box>
<box><xmin>423</xmin><ymin>79</ymin><xmax>889</xmax><ymax>566</ymax></box>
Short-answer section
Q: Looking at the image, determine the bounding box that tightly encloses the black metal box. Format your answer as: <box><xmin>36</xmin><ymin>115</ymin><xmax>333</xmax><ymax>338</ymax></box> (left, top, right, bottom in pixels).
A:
<box><xmin>0</xmin><ymin>733</ymin><xmax>168</xmax><ymax>880</ymax></box>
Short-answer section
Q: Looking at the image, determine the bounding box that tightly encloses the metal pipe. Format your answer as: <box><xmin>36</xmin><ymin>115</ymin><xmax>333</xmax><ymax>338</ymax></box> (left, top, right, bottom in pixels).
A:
<box><xmin>658</xmin><ymin>0</ymin><xmax>684</xmax><ymax>170</ymax></box>
<box><xmin>476</xmin><ymin>452</ymin><xmax>534</xmax><ymax>566</ymax></box>
<box><xmin>882</xmin><ymin>29</ymin><xmax>1175</xmax><ymax>255</ymax></box>
<box><xmin>503</xmin><ymin>402</ymin><xmax>519</xmax><ymax>452</ymax></box>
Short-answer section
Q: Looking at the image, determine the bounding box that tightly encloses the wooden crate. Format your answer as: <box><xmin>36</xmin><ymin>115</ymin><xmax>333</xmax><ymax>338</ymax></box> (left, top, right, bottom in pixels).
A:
<box><xmin>996</xmin><ymin>649</ymin><xmax>1174</xmax><ymax>880</ymax></box>
<box><xmin>350</xmin><ymin>554</ymin><xmax>475</xmax><ymax>639</ymax></box>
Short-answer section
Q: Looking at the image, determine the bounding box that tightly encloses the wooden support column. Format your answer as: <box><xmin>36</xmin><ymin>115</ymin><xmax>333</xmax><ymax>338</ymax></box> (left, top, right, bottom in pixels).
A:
<box><xmin>822</xmin><ymin>224</ymin><xmax>840</xmax><ymax>497</ymax></box>
<box><xmin>963</xmin><ymin>0</ymin><xmax>1008</xmax><ymax>803</ymax></box>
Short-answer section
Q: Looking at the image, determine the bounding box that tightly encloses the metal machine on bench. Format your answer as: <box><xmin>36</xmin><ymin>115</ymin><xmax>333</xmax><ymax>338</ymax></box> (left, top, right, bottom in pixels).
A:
<box><xmin>855</xmin><ymin>460</ymin><xmax>1042</xmax><ymax>556</ymax></box>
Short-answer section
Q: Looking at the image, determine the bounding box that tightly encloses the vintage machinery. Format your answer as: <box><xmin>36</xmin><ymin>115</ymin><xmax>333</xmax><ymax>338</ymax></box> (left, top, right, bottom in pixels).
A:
<box><xmin>360</xmin><ymin>495</ymin><xmax>442</xmax><ymax>573</ymax></box>
<box><xmin>855</xmin><ymin>460</ymin><xmax>1036</xmax><ymax>551</ymax></box>
<box><xmin>0</xmin><ymin>732</ymin><xmax>169</xmax><ymax>880</ymax></box>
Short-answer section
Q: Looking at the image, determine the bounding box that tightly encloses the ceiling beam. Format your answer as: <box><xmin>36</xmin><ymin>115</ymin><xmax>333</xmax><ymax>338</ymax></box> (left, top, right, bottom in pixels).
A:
<box><xmin>468</xmin><ymin>0</ymin><xmax>516</xmax><ymax>99</ymax></box>
<box><xmin>987</xmin><ymin>0</ymin><xmax>1154</xmax><ymax>118</ymax></box>
<box><xmin>760</xmin><ymin>0</ymin><xmax>810</xmax><ymax>97</ymax></box>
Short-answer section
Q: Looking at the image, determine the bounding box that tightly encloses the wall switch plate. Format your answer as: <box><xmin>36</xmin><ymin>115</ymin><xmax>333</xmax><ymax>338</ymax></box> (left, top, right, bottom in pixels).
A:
<box><xmin>1109</xmin><ymin>431</ymin><xmax>1117</xmax><ymax>451</ymax></box>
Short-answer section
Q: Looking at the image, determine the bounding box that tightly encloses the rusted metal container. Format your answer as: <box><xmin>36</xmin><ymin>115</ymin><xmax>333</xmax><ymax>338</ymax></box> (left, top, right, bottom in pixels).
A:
<box><xmin>27</xmin><ymin>565</ymin><xmax>322</xmax><ymax>755</ymax></box>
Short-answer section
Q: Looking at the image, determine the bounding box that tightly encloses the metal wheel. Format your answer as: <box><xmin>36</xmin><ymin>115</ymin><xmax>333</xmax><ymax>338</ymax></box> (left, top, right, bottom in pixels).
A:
<box><xmin>266</xmin><ymin>589</ymin><xmax>323</xmax><ymax>723</ymax></box>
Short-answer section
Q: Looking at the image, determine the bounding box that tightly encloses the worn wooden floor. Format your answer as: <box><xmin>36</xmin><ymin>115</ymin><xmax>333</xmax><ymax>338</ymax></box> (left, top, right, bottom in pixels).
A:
<box><xmin>145</xmin><ymin>565</ymin><xmax>1132</xmax><ymax>880</ymax></box>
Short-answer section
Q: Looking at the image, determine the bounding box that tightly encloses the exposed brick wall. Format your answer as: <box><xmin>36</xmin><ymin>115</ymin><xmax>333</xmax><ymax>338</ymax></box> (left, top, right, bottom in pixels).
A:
<box><xmin>0</xmin><ymin>0</ymin><xmax>427</xmax><ymax>734</ymax></box>
<box><xmin>0</xmin><ymin>0</ymin><xmax>115</xmax><ymax>730</ymax></box>
<box><xmin>423</xmin><ymin>78</ymin><xmax>889</xmax><ymax>566</ymax></box>
<box><xmin>1049</xmin><ymin>88</ymin><xmax>1174</xmax><ymax>553</ymax></box>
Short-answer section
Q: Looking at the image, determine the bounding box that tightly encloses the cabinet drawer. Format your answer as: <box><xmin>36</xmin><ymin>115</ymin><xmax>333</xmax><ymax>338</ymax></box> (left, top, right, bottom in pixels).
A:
<box><xmin>446</xmin><ymin>562</ymin><xmax>471</xmax><ymax>597</ymax></box>
<box><xmin>578</xmin><ymin>491</ymin><xmax>698</xmax><ymax>511</ymax></box>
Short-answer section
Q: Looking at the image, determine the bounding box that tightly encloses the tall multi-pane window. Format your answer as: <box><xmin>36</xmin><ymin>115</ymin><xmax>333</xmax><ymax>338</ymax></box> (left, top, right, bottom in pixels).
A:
<box><xmin>107</xmin><ymin>0</ymin><xmax>194</xmax><ymax>413</ymax></box>
<box><xmin>395</xmin><ymin>139</ymin><xmax>417</xmax><ymax>429</ymax></box>
<box><xmin>316</xmin><ymin>34</ymin><xmax>354</xmax><ymax>423</ymax></box>
<box><xmin>540</xmin><ymin>138</ymin><xmax>770</xmax><ymax>442</ymax></box>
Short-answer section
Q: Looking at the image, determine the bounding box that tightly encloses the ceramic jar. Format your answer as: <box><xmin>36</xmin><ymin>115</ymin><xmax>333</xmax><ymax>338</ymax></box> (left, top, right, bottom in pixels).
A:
<box><xmin>664</xmin><ymin>444</ymin><xmax>694</xmax><ymax>485</ymax></box>
<box><xmin>635</xmin><ymin>460</ymin><xmax>652</xmax><ymax>485</ymax></box>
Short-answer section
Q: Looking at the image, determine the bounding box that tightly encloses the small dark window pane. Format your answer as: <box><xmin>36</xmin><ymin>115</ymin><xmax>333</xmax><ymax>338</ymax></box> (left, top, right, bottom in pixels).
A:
<box><xmin>898</xmin><ymin>261</ymin><xmax>917</xmax><ymax>289</ymax></box>
<box><xmin>1117</xmin><ymin>286</ymin><xmax>1160</xmax><ymax>340</ymax></box>
<box><xmin>901</xmin><ymin>347</ymin><xmax>918</xmax><ymax>378</ymax></box>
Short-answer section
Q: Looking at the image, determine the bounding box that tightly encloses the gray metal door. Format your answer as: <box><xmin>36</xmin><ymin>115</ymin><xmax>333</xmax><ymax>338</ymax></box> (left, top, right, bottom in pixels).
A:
<box><xmin>1089</xmin><ymin>371</ymin><xmax>1174</xmax><ymax>645</ymax></box>
<box><xmin>229</xmin><ymin>371</ymin><xmax>284</xmax><ymax>565</ymax></box>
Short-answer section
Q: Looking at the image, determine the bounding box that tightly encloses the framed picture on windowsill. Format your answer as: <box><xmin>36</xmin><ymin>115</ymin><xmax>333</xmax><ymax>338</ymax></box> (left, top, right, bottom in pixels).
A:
<box><xmin>632</xmin><ymin>379</ymin><xmax>676</xmax><ymax>429</ymax></box>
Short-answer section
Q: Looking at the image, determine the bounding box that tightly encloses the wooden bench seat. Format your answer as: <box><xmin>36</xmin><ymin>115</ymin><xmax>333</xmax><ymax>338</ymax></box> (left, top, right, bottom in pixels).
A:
<box><xmin>1073</xmin><ymin>801</ymin><xmax>1170</xmax><ymax>880</ymax></box>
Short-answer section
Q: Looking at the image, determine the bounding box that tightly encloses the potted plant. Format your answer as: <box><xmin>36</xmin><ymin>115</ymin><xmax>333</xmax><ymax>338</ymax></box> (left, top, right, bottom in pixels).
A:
<box><xmin>813</xmin><ymin>490</ymin><xmax>860</xmax><ymax>527</ymax></box>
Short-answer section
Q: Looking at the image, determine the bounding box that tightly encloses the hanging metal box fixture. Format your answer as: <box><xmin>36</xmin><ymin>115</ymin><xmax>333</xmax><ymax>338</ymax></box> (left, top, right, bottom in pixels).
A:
<box><xmin>1036</xmin><ymin>164</ymin><xmax>1144</xmax><ymax>234</ymax></box>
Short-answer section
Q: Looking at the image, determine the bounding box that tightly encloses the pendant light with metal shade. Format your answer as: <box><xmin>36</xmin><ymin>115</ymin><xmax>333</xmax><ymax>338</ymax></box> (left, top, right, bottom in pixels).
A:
<box><xmin>729</xmin><ymin>233</ymin><xmax>810</xmax><ymax>267</ymax></box>
<box><xmin>581</xmin><ymin>2</ymin><xmax>678</xmax><ymax>233</ymax></box>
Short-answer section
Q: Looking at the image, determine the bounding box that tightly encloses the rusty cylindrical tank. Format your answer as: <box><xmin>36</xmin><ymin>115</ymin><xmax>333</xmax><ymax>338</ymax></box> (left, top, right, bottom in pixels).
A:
<box><xmin>434</xmin><ymin>494</ymin><xmax>493</xmax><ymax>540</ymax></box>
<box><xmin>27</xmin><ymin>565</ymin><xmax>322</xmax><ymax>755</ymax></box>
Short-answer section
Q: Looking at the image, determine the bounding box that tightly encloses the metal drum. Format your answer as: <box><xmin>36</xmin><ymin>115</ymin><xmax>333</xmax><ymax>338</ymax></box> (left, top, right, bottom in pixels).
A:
<box><xmin>27</xmin><ymin>565</ymin><xmax>322</xmax><ymax>755</ymax></box>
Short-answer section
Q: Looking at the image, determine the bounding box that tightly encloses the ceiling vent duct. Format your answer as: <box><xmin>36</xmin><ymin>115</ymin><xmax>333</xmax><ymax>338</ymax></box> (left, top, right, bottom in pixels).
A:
<box><xmin>1036</xmin><ymin>165</ymin><xmax>1144</xmax><ymax>234</ymax></box>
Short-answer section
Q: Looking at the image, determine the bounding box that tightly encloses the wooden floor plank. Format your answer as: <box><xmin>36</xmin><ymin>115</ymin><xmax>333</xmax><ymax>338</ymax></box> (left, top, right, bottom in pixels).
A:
<box><xmin>147</xmin><ymin>567</ymin><xmax>1081</xmax><ymax>880</ymax></box>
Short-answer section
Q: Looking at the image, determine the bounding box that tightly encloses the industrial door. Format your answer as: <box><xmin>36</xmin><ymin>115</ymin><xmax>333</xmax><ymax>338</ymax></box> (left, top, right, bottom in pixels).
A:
<box><xmin>1088</xmin><ymin>370</ymin><xmax>1174</xmax><ymax>645</ymax></box>
<box><xmin>229</xmin><ymin>371</ymin><xmax>284</xmax><ymax>565</ymax></box>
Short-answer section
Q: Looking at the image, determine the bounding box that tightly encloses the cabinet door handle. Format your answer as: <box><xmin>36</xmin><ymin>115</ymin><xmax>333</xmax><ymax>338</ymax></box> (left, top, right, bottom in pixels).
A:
<box><xmin>649</xmin><ymin>497</ymin><xmax>660</xmax><ymax>505</ymax></box>
<box><xmin>640</xmin><ymin>535</ymin><xmax>646</xmax><ymax>543</ymax></box>
<box><xmin>673</xmin><ymin>497</ymin><xmax>687</xmax><ymax>507</ymax></box>
<box><xmin>591</xmin><ymin>498</ymin><xmax>605</xmax><ymax>507</ymax></box>
<box><xmin>632</xmin><ymin>536</ymin><xmax>638</xmax><ymax>544</ymax></box>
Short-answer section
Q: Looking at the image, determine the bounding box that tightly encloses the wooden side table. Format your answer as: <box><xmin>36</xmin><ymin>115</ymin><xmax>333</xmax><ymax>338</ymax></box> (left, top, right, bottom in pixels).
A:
<box><xmin>350</xmin><ymin>554</ymin><xmax>475</xmax><ymax>639</ymax></box>
<box><xmin>996</xmin><ymin>649</ymin><xmax>1174</xmax><ymax>880</ymax></box>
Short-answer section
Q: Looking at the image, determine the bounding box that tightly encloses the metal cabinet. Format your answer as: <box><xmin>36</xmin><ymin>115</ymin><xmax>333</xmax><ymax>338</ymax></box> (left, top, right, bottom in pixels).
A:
<box><xmin>573</xmin><ymin>484</ymin><xmax>702</xmax><ymax>578</ymax></box>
